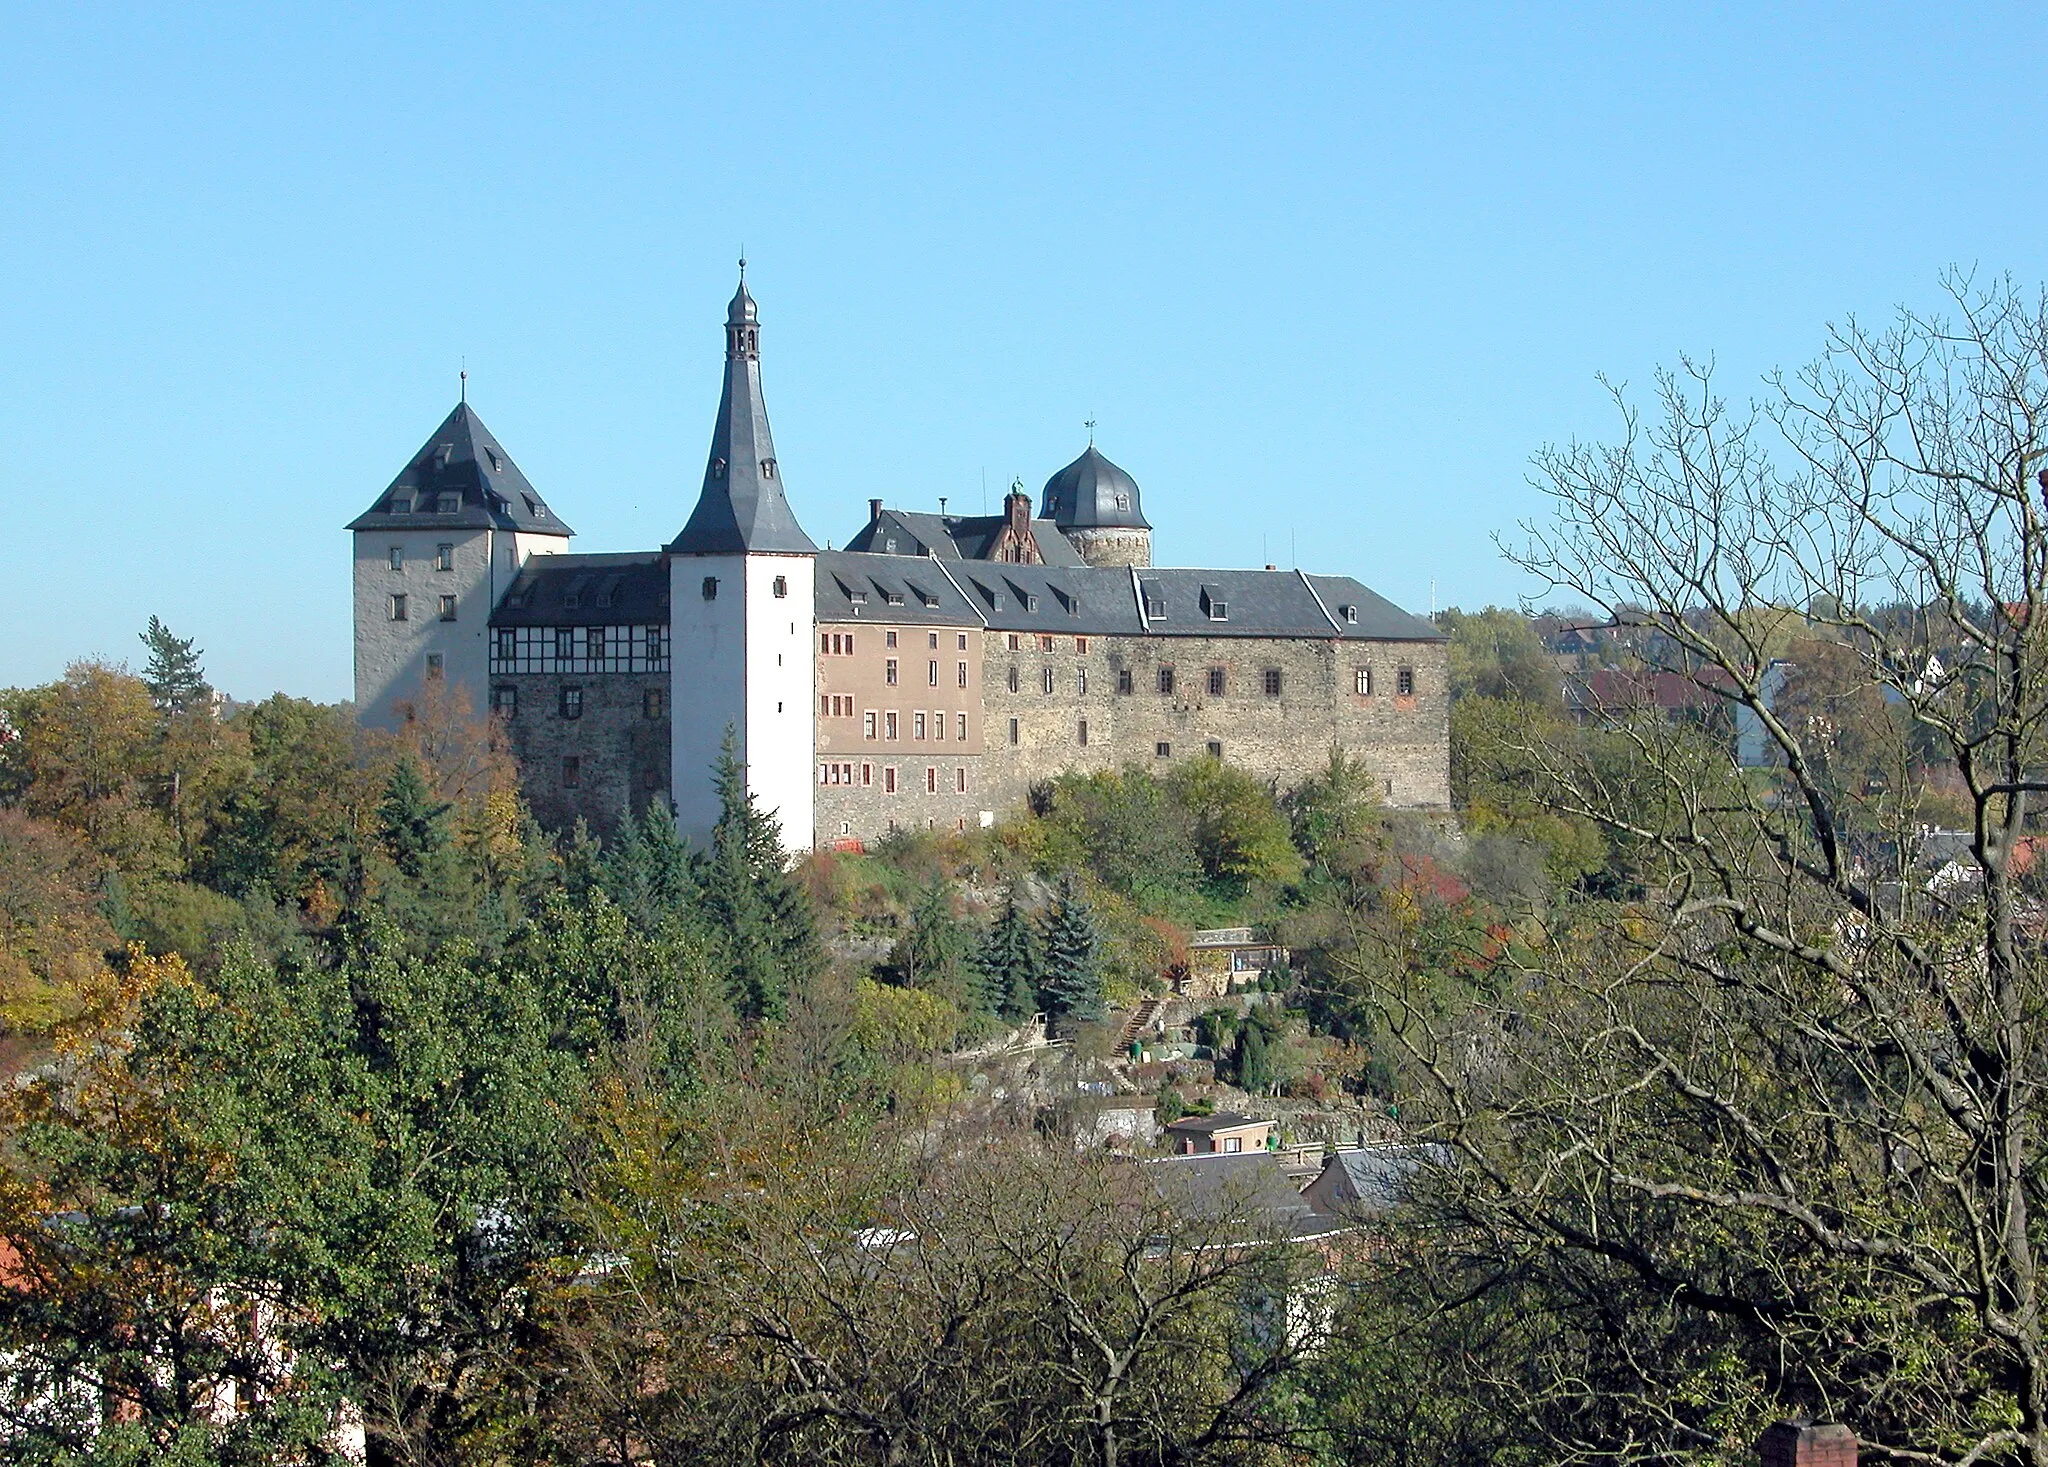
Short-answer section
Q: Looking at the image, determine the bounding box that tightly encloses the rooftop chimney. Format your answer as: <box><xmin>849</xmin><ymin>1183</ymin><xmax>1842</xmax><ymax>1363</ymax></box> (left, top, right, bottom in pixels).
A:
<box><xmin>1758</xmin><ymin>1421</ymin><xmax>1856</xmax><ymax>1467</ymax></box>
<box><xmin>869</xmin><ymin>498</ymin><xmax>884</xmax><ymax>524</ymax></box>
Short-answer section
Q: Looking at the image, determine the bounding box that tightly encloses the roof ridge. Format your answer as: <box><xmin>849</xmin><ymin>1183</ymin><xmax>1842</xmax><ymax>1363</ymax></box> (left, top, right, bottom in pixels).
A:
<box><xmin>1295</xmin><ymin>568</ymin><xmax>1344</xmax><ymax>634</ymax></box>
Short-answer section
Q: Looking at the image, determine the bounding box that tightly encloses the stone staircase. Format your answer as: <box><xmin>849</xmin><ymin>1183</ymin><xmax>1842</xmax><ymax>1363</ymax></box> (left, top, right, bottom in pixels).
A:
<box><xmin>1116</xmin><ymin>999</ymin><xmax>1166</xmax><ymax>1051</ymax></box>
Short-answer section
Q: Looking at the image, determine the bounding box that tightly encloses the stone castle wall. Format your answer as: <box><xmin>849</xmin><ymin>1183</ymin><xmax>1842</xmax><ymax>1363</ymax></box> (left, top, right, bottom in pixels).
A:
<box><xmin>498</xmin><ymin>671</ymin><xmax>670</xmax><ymax>839</ymax></box>
<box><xmin>1064</xmin><ymin>527</ymin><xmax>1152</xmax><ymax>569</ymax></box>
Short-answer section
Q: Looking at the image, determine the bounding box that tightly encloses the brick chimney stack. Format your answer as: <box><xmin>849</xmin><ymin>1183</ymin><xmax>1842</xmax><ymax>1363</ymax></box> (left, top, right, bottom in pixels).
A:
<box><xmin>1759</xmin><ymin>1421</ymin><xmax>1856</xmax><ymax>1467</ymax></box>
<box><xmin>868</xmin><ymin>498</ymin><xmax>884</xmax><ymax>524</ymax></box>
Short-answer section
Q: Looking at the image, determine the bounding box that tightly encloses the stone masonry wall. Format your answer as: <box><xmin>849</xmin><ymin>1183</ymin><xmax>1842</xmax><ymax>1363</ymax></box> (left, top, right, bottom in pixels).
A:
<box><xmin>499</xmin><ymin>672</ymin><xmax>670</xmax><ymax>840</ymax></box>
<box><xmin>973</xmin><ymin>631</ymin><xmax>1448</xmax><ymax>818</ymax></box>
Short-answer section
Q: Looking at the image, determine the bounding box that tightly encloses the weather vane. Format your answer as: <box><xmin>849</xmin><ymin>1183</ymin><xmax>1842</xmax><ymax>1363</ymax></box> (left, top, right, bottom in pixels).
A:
<box><xmin>1085</xmin><ymin>417</ymin><xmax>1096</xmax><ymax>445</ymax></box>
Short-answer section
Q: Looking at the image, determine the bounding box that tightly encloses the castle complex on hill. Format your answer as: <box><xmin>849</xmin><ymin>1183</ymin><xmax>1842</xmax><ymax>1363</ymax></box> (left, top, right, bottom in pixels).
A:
<box><xmin>349</xmin><ymin>274</ymin><xmax>1448</xmax><ymax>850</ymax></box>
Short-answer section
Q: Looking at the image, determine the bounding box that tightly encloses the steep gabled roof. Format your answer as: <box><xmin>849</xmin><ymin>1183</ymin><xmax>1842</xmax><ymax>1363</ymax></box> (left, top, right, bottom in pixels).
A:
<box><xmin>347</xmin><ymin>401</ymin><xmax>572</xmax><ymax>536</ymax></box>
<box><xmin>667</xmin><ymin>277</ymin><xmax>816</xmax><ymax>557</ymax></box>
<box><xmin>488</xmin><ymin>553</ymin><xmax>669</xmax><ymax>628</ymax></box>
<box><xmin>846</xmin><ymin>508</ymin><xmax>1087</xmax><ymax>566</ymax></box>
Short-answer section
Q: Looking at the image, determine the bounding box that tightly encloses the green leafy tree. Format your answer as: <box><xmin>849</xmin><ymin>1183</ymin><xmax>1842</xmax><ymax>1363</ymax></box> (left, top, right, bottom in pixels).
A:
<box><xmin>1038</xmin><ymin>876</ymin><xmax>1104</xmax><ymax>1027</ymax></box>
<box><xmin>1439</xmin><ymin>605</ymin><xmax>1558</xmax><ymax>705</ymax></box>
<box><xmin>979</xmin><ymin>894</ymin><xmax>1043</xmax><ymax>1022</ymax></box>
<box><xmin>138</xmin><ymin>615</ymin><xmax>211</xmax><ymax>717</ymax></box>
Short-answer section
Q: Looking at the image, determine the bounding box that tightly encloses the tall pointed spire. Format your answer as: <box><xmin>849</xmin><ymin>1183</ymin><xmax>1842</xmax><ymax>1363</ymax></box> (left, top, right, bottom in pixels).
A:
<box><xmin>667</xmin><ymin>270</ymin><xmax>815</xmax><ymax>555</ymax></box>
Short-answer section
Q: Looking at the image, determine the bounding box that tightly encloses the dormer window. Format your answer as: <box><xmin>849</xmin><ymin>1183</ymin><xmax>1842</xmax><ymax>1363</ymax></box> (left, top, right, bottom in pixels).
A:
<box><xmin>884</xmin><ymin>538</ymin><xmax>898</xmax><ymax>553</ymax></box>
<box><xmin>849</xmin><ymin>589</ymin><xmax>868</xmax><ymax>605</ymax></box>
<box><xmin>1342</xmin><ymin>604</ymin><xmax>1359</xmax><ymax>624</ymax></box>
<box><xmin>1026</xmin><ymin>594</ymin><xmax>1040</xmax><ymax>613</ymax></box>
<box><xmin>388</xmin><ymin>497</ymin><xmax>412</xmax><ymax>515</ymax></box>
<box><xmin>762</xmin><ymin>458</ymin><xmax>777</xmax><ymax>478</ymax></box>
<box><xmin>1114</xmin><ymin>493</ymin><xmax>1131</xmax><ymax>513</ymax></box>
<box><xmin>712</xmin><ymin>457</ymin><xmax>727</xmax><ymax>478</ymax></box>
<box><xmin>436</xmin><ymin>493</ymin><xmax>460</xmax><ymax>514</ymax></box>
<box><xmin>523</xmin><ymin>494</ymin><xmax>545</xmax><ymax>518</ymax></box>
<box><xmin>485</xmin><ymin>448</ymin><xmax>502</xmax><ymax>471</ymax></box>
<box><xmin>1208</xmin><ymin>600</ymin><xmax>1227</xmax><ymax>620</ymax></box>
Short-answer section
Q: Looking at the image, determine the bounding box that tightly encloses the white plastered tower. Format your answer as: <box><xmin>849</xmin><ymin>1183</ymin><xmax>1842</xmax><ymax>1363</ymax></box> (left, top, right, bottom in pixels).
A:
<box><xmin>666</xmin><ymin>272</ymin><xmax>817</xmax><ymax>849</ymax></box>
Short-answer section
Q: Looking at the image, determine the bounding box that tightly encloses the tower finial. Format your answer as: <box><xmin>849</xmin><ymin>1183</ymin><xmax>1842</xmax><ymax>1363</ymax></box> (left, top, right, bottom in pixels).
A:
<box><xmin>460</xmin><ymin>359</ymin><xmax>467</xmax><ymax>405</ymax></box>
<box><xmin>1085</xmin><ymin>416</ymin><xmax>1096</xmax><ymax>445</ymax></box>
<box><xmin>738</xmin><ymin>247</ymin><xmax>747</xmax><ymax>281</ymax></box>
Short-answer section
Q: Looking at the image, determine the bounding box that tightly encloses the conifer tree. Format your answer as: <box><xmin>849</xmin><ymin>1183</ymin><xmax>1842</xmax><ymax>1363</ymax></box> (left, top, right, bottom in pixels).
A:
<box><xmin>598</xmin><ymin>801</ymin><xmax>699</xmax><ymax>928</ymax></box>
<box><xmin>979</xmin><ymin>894</ymin><xmax>1043</xmax><ymax>1022</ymax></box>
<box><xmin>138</xmin><ymin>616</ymin><xmax>211</xmax><ymax>717</ymax></box>
<box><xmin>893</xmin><ymin>877</ymin><xmax>978</xmax><ymax>1011</ymax></box>
<box><xmin>1038</xmin><ymin>875</ymin><xmax>1104</xmax><ymax>1027</ymax></box>
<box><xmin>702</xmin><ymin>731</ymin><xmax>819</xmax><ymax>1022</ymax></box>
<box><xmin>377</xmin><ymin>756</ymin><xmax>450</xmax><ymax>879</ymax></box>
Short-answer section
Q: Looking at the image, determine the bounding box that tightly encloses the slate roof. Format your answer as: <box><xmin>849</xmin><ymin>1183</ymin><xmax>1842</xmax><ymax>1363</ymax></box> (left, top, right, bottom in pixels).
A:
<box><xmin>1164</xmin><ymin>1112</ymin><xmax>1269</xmax><ymax>1134</ymax></box>
<box><xmin>488</xmin><ymin>553</ymin><xmax>669</xmax><ymax>628</ymax></box>
<box><xmin>814</xmin><ymin>552</ymin><xmax>983</xmax><ymax>626</ymax></box>
<box><xmin>347</xmin><ymin>401</ymin><xmax>573</xmax><ymax>536</ymax></box>
<box><xmin>845</xmin><ymin>508</ymin><xmax>1087</xmax><ymax>567</ymax></box>
<box><xmin>1145</xmin><ymin>1154</ymin><xmax>1342</xmax><ymax>1241</ymax></box>
<box><xmin>668</xmin><ymin>279</ymin><xmax>817</xmax><ymax>556</ymax></box>
<box><xmin>1042</xmin><ymin>445</ymin><xmax>1150</xmax><ymax>530</ymax></box>
<box><xmin>1307</xmin><ymin>1145</ymin><xmax>1445</xmax><ymax>1216</ymax></box>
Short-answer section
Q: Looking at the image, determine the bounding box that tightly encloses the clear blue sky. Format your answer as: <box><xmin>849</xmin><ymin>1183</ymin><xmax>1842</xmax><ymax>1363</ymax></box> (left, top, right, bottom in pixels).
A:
<box><xmin>4</xmin><ymin>4</ymin><xmax>2045</xmax><ymax>701</ymax></box>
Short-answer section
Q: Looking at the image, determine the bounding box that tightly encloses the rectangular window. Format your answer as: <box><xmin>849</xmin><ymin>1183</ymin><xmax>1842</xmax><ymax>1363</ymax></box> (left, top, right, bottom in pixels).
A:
<box><xmin>586</xmin><ymin>627</ymin><xmax>606</xmax><ymax>662</ymax></box>
<box><xmin>1076</xmin><ymin>667</ymin><xmax>1088</xmax><ymax>695</ymax></box>
<box><xmin>1155</xmin><ymin>741</ymin><xmax>1172</xmax><ymax>758</ymax></box>
<box><xmin>436</xmin><ymin>543</ymin><xmax>454</xmax><ymax>572</ymax></box>
<box><xmin>1158</xmin><ymin>666</ymin><xmax>1176</xmax><ymax>696</ymax></box>
<box><xmin>822</xmin><ymin>694</ymin><xmax>833</xmax><ymax>717</ymax></box>
<box><xmin>886</xmin><ymin>659</ymin><xmax>899</xmax><ymax>685</ymax></box>
<box><xmin>644</xmin><ymin>688</ymin><xmax>664</xmax><ymax>719</ymax></box>
<box><xmin>887</xmin><ymin>630</ymin><xmax>898</xmax><ymax>648</ymax></box>
<box><xmin>885</xmin><ymin>766</ymin><xmax>898</xmax><ymax>793</ymax></box>
<box><xmin>956</xmin><ymin>767</ymin><xmax>967</xmax><ymax>792</ymax></box>
<box><xmin>1041</xmin><ymin>667</ymin><xmax>1054</xmax><ymax>695</ymax></box>
<box><xmin>1076</xmin><ymin>636</ymin><xmax>1089</xmax><ymax>653</ymax></box>
<box><xmin>492</xmin><ymin>685</ymin><xmax>517</xmax><ymax>718</ymax></box>
<box><xmin>1264</xmin><ymin>668</ymin><xmax>1283</xmax><ymax>697</ymax></box>
<box><xmin>1208</xmin><ymin>666</ymin><xmax>1227</xmax><ymax>697</ymax></box>
<box><xmin>885</xmin><ymin>711</ymin><xmax>898</xmax><ymax>740</ymax></box>
<box><xmin>562</xmin><ymin>757</ymin><xmax>581</xmax><ymax>788</ymax></box>
<box><xmin>914</xmin><ymin>712</ymin><xmax>927</xmax><ymax>740</ymax></box>
<box><xmin>1224</xmin><ymin>1136</ymin><xmax>1242</xmax><ymax>1154</ymax></box>
<box><xmin>956</xmin><ymin>712</ymin><xmax>968</xmax><ymax>740</ymax></box>
<box><xmin>388</xmin><ymin>498</ymin><xmax>412</xmax><ymax>515</ymax></box>
<box><xmin>1007</xmin><ymin>666</ymin><xmax>1020</xmax><ymax>693</ymax></box>
<box><xmin>822</xmin><ymin>633</ymin><xmax>832</xmax><ymax>654</ymax></box>
<box><xmin>772</xmin><ymin>575</ymin><xmax>788</xmax><ymax>598</ymax></box>
<box><xmin>1007</xmin><ymin>634</ymin><xmax>1021</xmax><ymax>651</ymax></box>
<box><xmin>958</xmin><ymin>632</ymin><xmax>969</xmax><ymax>650</ymax></box>
<box><xmin>560</xmin><ymin>687</ymin><xmax>583</xmax><ymax>719</ymax></box>
<box><xmin>1117</xmin><ymin>667</ymin><xmax>1133</xmax><ymax>695</ymax></box>
<box><xmin>926</xmin><ymin>766</ymin><xmax>938</xmax><ymax>793</ymax></box>
<box><xmin>438</xmin><ymin>594</ymin><xmax>458</xmax><ymax>621</ymax></box>
<box><xmin>928</xmin><ymin>632</ymin><xmax>939</xmax><ymax>648</ymax></box>
<box><xmin>861</xmin><ymin>763</ymin><xmax>873</xmax><ymax>787</ymax></box>
<box><xmin>1207</xmin><ymin>739</ymin><xmax>1224</xmax><ymax>758</ymax></box>
<box><xmin>424</xmin><ymin>653</ymin><xmax>443</xmax><ymax>677</ymax></box>
<box><xmin>1039</xmin><ymin>635</ymin><xmax>1055</xmax><ymax>652</ymax></box>
<box><xmin>1078</xmin><ymin>719</ymin><xmax>1089</xmax><ymax>746</ymax></box>
<box><xmin>437</xmin><ymin>493</ymin><xmax>460</xmax><ymax>514</ymax></box>
<box><xmin>388</xmin><ymin>545</ymin><xmax>403</xmax><ymax>569</ymax></box>
<box><xmin>1397</xmin><ymin>666</ymin><xmax>1416</xmax><ymax>696</ymax></box>
<box><xmin>1008</xmin><ymin>717</ymin><xmax>1020</xmax><ymax>746</ymax></box>
<box><xmin>957</xmin><ymin>661</ymin><xmax>969</xmax><ymax>688</ymax></box>
<box><xmin>1355</xmin><ymin>667</ymin><xmax>1372</xmax><ymax>696</ymax></box>
<box><xmin>554</xmin><ymin>627</ymin><xmax>574</xmax><ymax>662</ymax></box>
<box><xmin>496</xmin><ymin>628</ymin><xmax>516</xmax><ymax>662</ymax></box>
<box><xmin>702</xmin><ymin>575</ymin><xmax>718</xmax><ymax>600</ymax></box>
<box><xmin>388</xmin><ymin>593</ymin><xmax>408</xmax><ymax>621</ymax></box>
<box><xmin>865</xmin><ymin>711</ymin><xmax>877</xmax><ymax>739</ymax></box>
<box><xmin>928</xmin><ymin>660</ymin><xmax>939</xmax><ymax>686</ymax></box>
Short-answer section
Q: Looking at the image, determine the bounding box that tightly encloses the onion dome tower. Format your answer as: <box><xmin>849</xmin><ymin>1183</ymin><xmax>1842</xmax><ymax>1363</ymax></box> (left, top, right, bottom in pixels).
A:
<box><xmin>1040</xmin><ymin>443</ymin><xmax>1152</xmax><ymax>568</ymax></box>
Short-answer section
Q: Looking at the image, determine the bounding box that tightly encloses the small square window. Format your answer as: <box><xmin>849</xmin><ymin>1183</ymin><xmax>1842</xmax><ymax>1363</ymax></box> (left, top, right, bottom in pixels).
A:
<box><xmin>1207</xmin><ymin>739</ymin><xmax>1223</xmax><ymax>759</ymax></box>
<box><xmin>388</xmin><ymin>593</ymin><xmax>408</xmax><ymax>621</ymax></box>
<box><xmin>560</xmin><ymin>687</ymin><xmax>583</xmax><ymax>719</ymax></box>
<box><xmin>1076</xmin><ymin>636</ymin><xmax>1089</xmax><ymax>653</ymax></box>
<box><xmin>644</xmin><ymin>688</ymin><xmax>664</xmax><ymax>719</ymax></box>
<box><xmin>1208</xmin><ymin>667</ymin><xmax>1226</xmax><ymax>697</ymax></box>
<box><xmin>492</xmin><ymin>685</ymin><xmax>516</xmax><ymax>718</ymax></box>
<box><xmin>1397</xmin><ymin>666</ymin><xmax>1416</xmax><ymax>696</ymax></box>
<box><xmin>772</xmin><ymin>575</ymin><xmax>788</xmax><ymax>598</ymax></box>
<box><xmin>425</xmin><ymin>654</ymin><xmax>443</xmax><ymax>678</ymax></box>
<box><xmin>436</xmin><ymin>543</ymin><xmax>454</xmax><ymax>571</ymax></box>
<box><xmin>438</xmin><ymin>594</ymin><xmax>457</xmax><ymax>621</ymax></box>
<box><xmin>1007</xmin><ymin>634</ymin><xmax>1020</xmax><ymax>651</ymax></box>
<box><xmin>388</xmin><ymin>545</ymin><xmax>404</xmax><ymax>569</ymax></box>
<box><xmin>1155</xmin><ymin>741</ymin><xmax>1172</xmax><ymax>758</ymax></box>
<box><xmin>562</xmin><ymin>756</ymin><xmax>581</xmax><ymax>788</ymax></box>
<box><xmin>1263</xmin><ymin>668</ymin><xmax>1282</xmax><ymax>697</ymax></box>
<box><xmin>1040</xmin><ymin>635</ymin><xmax>1054</xmax><ymax>652</ymax></box>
